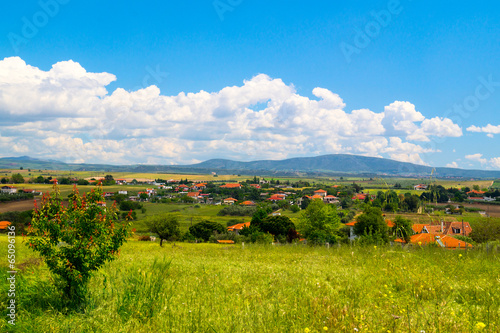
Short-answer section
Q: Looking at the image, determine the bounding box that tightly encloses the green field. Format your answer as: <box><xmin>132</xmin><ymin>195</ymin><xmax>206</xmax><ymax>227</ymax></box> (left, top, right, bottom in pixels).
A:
<box><xmin>1</xmin><ymin>237</ymin><xmax>498</xmax><ymax>332</ymax></box>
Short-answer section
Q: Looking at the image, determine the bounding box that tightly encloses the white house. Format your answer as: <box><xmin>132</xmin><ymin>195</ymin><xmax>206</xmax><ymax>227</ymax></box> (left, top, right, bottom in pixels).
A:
<box><xmin>1</xmin><ymin>186</ymin><xmax>17</xmax><ymax>194</ymax></box>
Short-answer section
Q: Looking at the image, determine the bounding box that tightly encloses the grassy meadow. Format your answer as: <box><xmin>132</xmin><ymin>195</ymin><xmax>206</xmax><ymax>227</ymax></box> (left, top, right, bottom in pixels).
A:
<box><xmin>1</xmin><ymin>236</ymin><xmax>499</xmax><ymax>332</ymax></box>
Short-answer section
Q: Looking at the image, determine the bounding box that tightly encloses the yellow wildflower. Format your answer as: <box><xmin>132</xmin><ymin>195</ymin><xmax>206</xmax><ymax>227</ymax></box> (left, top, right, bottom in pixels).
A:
<box><xmin>475</xmin><ymin>322</ymin><xmax>486</xmax><ymax>330</ymax></box>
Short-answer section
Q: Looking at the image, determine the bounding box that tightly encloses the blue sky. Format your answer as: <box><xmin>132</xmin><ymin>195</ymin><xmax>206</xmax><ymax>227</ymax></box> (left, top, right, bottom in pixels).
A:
<box><xmin>0</xmin><ymin>0</ymin><xmax>499</xmax><ymax>169</ymax></box>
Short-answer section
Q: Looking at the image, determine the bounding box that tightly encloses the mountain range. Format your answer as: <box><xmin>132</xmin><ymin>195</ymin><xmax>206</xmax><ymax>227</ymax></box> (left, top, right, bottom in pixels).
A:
<box><xmin>1</xmin><ymin>155</ymin><xmax>500</xmax><ymax>179</ymax></box>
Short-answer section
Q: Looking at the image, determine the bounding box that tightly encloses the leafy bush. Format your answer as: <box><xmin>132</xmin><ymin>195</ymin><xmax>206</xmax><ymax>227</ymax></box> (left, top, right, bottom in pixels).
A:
<box><xmin>189</xmin><ymin>220</ymin><xmax>226</xmax><ymax>241</ymax></box>
<box><xmin>119</xmin><ymin>201</ymin><xmax>143</xmax><ymax>211</ymax></box>
<box><xmin>469</xmin><ymin>218</ymin><xmax>500</xmax><ymax>243</ymax></box>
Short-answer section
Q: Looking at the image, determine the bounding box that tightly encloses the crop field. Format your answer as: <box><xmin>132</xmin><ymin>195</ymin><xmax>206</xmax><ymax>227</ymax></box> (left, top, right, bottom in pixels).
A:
<box><xmin>1</xmin><ymin>237</ymin><xmax>499</xmax><ymax>332</ymax></box>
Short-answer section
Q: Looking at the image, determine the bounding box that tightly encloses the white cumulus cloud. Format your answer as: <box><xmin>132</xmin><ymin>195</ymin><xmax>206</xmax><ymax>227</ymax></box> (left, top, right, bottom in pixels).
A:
<box><xmin>0</xmin><ymin>57</ymin><xmax>464</xmax><ymax>165</ymax></box>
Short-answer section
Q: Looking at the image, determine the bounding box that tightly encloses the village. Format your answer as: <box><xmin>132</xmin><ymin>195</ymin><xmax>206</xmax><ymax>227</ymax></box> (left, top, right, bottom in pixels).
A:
<box><xmin>2</xmin><ymin>173</ymin><xmax>498</xmax><ymax>250</ymax></box>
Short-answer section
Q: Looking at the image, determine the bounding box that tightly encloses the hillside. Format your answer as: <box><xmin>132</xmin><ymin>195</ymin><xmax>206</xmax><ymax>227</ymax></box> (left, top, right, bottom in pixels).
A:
<box><xmin>2</xmin><ymin>154</ymin><xmax>500</xmax><ymax>178</ymax></box>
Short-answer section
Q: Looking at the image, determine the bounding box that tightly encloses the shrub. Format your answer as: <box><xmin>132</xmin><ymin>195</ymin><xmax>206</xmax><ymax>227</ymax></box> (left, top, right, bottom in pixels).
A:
<box><xmin>27</xmin><ymin>185</ymin><xmax>129</xmax><ymax>308</ymax></box>
<box><xmin>138</xmin><ymin>235</ymin><xmax>151</xmax><ymax>241</ymax></box>
<box><xmin>189</xmin><ymin>220</ymin><xmax>226</xmax><ymax>241</ymax></box>
<box><xmin>217</xmin><ymin>205</ymin><xmax>256</xmax><ymax>216</ymax></box>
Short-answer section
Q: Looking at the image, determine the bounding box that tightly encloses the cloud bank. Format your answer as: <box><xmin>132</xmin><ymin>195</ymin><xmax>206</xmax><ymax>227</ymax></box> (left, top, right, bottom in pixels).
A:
<box><xmin>0</xmin><ymin>57</ymin><xmax>465</xmax><ymax>165</ymax></box>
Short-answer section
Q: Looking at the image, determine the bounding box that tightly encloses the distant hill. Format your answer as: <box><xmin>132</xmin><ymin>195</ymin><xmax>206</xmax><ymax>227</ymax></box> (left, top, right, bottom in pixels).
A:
<box><xmin>189</xmin><ymin>155</ymin><xmax>500</xmax><ymax>178</ymax></box>
<box><xmin>1</xmin><ymin>154</ymin><xmax>500</xmax><ymax>179</ymax></box>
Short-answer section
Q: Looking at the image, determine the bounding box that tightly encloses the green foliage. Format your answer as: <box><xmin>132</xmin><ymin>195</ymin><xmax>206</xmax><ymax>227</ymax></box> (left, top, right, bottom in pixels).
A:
<box><xmin>11</xmin><ymin>173</ymin><xmax>24</xmax><ymax>184</ymax></box>
<box><xmin>0</xmin><ymin>210</ymin><xmax>33</xmax><ymax>233</ymax></box>
<box><xmin>392</xmin><ymin>215</ymin><xmax>413</xmax><ymax>243</ymax></box>
<box><xmin>0</xmin><ymin>192</ymin><xmax>34</xmax><ymax>203</ymax></box>
<box><xmin>189</xmin><ymin>220</ymin><xmax>226</xmax><ymax>241</ymax></box>
<box><xmin>27</xmin><ymin>185</ymin><xmax>129</xmax><ymax>307</ymax></box>
<box><xmin>290</xmin><ymin>204</ymin><xmax>300</xmax><ymax>213</ymax></box>
<box><xmin>147</xmin><ymin>214</ymin><xmax>181</xmax><ymax>246</ymax></box>
<box><xmin>298</xmin><ymin>199</ymin><xmax>341</xmax><ymax>244</ymax></box>
<box><xmin>469</xmin><ymin>218</ymin><xmax>500</xmax><ymax>243</ymax></box>
<box><xmin>217</xmin><ymin>205</ymin><xmax>257</xmax><ymax>216</ymax></box>
<box><xmin>354</xmin><ymin>206</ymin><xmax>388</xmax><ymax>243</ymax></box>
<box><xmin>119</xmin><ymin>200</ymin><xmax>143</xmax><ymax>211</ymax></box>
<box><xmin>250</xmin><ymin>208</ymin><xmax>269</xmax><ymax>230</ymax></box>
<box><xmin>259</xmin><ymin>215</ymin><xmax>296</xmax><ymax>239</ymax></box>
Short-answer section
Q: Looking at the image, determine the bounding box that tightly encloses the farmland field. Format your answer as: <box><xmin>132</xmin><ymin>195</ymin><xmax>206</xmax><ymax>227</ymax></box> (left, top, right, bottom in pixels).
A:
<box><xmin>1</xmin><ymin>237</ymin><xmax>499</xmax><ymax>332</ymax></box>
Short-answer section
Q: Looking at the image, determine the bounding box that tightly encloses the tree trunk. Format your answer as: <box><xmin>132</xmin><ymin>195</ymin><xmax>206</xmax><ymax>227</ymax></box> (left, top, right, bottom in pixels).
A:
<box><xmin>160</xmin><ymin>238</ymin><xmax>163</xmax><ymax>247</ymax></box>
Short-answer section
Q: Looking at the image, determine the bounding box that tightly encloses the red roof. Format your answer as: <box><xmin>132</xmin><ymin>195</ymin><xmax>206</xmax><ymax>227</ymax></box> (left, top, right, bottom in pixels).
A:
<box><xmin>352</xmin><ymin>194</ymin><xmax>367</xmax><ymax>200</ymax></box>
<box><xmin>224</xmin><ymin>197</ymin><xmax>238</xmax><ymax>202</ymax></box>
<box><xmin>217</xmin><ymin>240</ymin><xmax>235</xmax><ymax>244</ymax></box>
<box><xmin>398</xmin><ymin>233</ymin><xmax>473</xmax><ymax>249</ymax></box>
<box><xmin>227</xmin><ymin>222</ymin><xmax>251</xmax><ymax>231</ymax></box>
<box><xmin>220</xmin><ymin>183</ymin><xmax>242</xmax><ymax>188</ymax></box>
<box><xmin>239</xmin><ymin>200</ymin><xmax>255</xmax><ymax>206</ymax></box>
<box><xmin>0</xmin><ymin>221</ymin><xmax>12</xmax><ymax>230</ymax></box>
<box><xmin>314</xmin><ymin>189</ymin><xmax>327</xmax><ymax>193</ymax></box>
<box><xmin>345</xmin><ymin>219</ymin><xmax>394</xmax><ymax>227</ymax></box>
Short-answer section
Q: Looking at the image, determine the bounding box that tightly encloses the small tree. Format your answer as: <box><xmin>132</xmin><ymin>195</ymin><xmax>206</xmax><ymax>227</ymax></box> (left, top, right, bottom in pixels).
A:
<box><xmin>27</xmin><ymin>184</ymin><xmax>129</xmax><ymax>307</ymax></box>
<box><xmin>11</xmin><ymin>173</ymin><xmax>25</xmax><ymax>184</ymax></box>
<box><xmin>298</xmin><ymin>199</ymin><xmax>341</xmax><ymax>244</ymax></box>
<box><xmin>354</xmin><ymin>206</ymin><xmax>388</xmax><ymax>243</ymax></box>
<box><xmin>147</xmin><ymin>214</ymin><xmax>181</xmax><ymax>246</ymax></box>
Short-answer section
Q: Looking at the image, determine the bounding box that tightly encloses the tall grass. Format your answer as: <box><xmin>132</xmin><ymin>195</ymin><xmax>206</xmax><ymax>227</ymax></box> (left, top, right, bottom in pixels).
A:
<box><xmin>1</xmin><ymin>237</ymin><xmax>499</xmax><ymax>332</ymax></box>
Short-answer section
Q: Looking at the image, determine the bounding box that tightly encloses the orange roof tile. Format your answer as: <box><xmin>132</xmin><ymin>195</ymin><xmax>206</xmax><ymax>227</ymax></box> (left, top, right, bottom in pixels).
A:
<box><xmin>217</xmin><ymin>240</ymin><xmax>235</xmax><ymax>244</ymax></box>
<box><xmin>412</xmin><ymin>224</ymin><xmax>428</xmax><ymax>233</ymax></box>
<box><xmin>227</xmin><ymin>222</ymin><xmax>251</xmax><ymax>231</ymax></box>
<box><xmin>0</xmin><ymin>221</ymin><xmax>12</xmax><ymax>230</ymax></box>
<box><xmin>220</xmin><ymin>183</ymin><xmax>242</xmax><ymax>188</ymax></box>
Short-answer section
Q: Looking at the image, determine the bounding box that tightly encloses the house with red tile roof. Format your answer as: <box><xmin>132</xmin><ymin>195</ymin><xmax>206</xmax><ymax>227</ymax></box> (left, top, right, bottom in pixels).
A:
<box><xmin>352</xmin><ymin>193</ymin><xmax>368</xmax><ymax>201</ymax></box>
<box><xmin>267</xmin><ymin>194</ymin><xmax>285</xmax><ymax>201</ymax></box>
<box><xmin>467</xmin><ymin>190</ymin><xmax>485</xmax><ymax>196</ymax></box>
<box><xmin>395</xmin><ymin>233</ymin><xmax>473</xmax><ymax>249</ymax></box>
<box><xmin>324</xmin><ymin>195</ymin><xmax>339</xmax><ymax>204</ymax></box>
<box><xmin>187</xmin><ymin>191</ymin><xmax>202</xmax><ymax>199</ymax></box>
<box><xmin>223</xmin><ymin>197</ymin><xmax>238</xmax><ymax>205</ymax></box>
<box><xmin>220</xmin><ymin>183</ymin><xmax>242</xmax><ymax>189</ymax></box>
<box><xmin>313</xmin><ymin>189</ymin><xmax>327</xmax><ymax>197</ymax></box>
<box><xmin>1</xmin><ymin>186</ymin><xmax>17</xmax><ymax>194</ymax></box>
<box><xmin>249</xmin><ymin>184</ymin><xmax>261</xmax><ymax>189</ymax></box>
<box><xmin>227</xmin><ymin>222</ymin><xmax>251</xmax><ymax>234</ymax></box>
<box><xmin>239</xmin><ymin>200</ymin><xmax>256</xmax><ymax>206</ymax></box>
